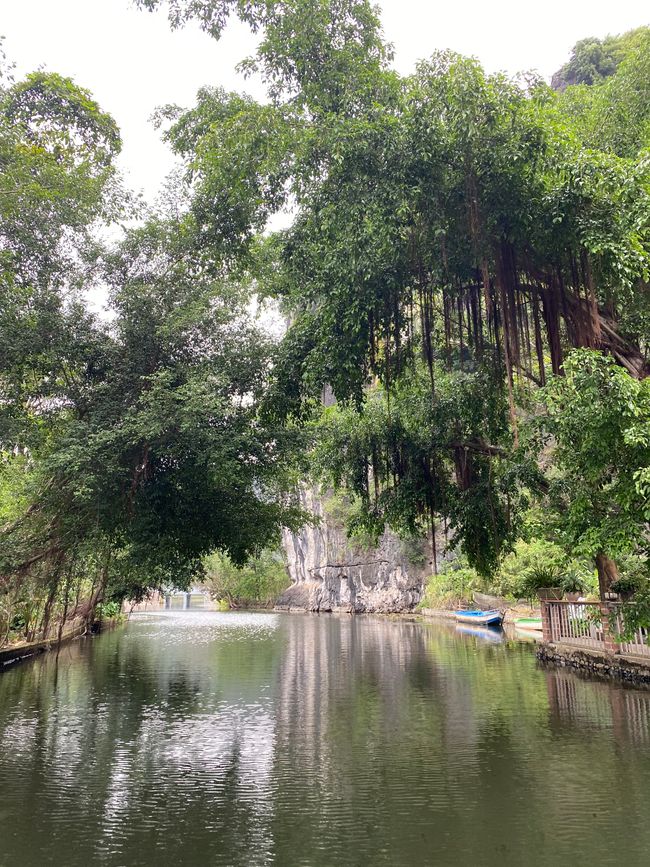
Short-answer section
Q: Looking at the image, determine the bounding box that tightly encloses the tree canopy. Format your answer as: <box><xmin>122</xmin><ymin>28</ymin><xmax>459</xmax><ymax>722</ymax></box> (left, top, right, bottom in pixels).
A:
<box><xmin>2</xmin><ymin>9</ymin><xmax>650</xmax><ymax>647</ymax></box>
<box><xmin>143</xmin><ymin>5</ymin><xmax>649</xmax><ymax>582</ymax></box>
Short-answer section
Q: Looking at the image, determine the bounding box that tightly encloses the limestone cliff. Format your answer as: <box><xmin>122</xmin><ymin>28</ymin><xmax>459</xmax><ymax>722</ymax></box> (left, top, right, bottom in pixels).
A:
<box><xmin>277</xmin><ymin>488</ymin><xmax>433</xmax><ymax>613</ymax></box>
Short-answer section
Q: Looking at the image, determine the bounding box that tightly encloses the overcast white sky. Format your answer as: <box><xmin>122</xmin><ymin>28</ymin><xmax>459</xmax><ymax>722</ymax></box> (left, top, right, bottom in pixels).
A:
<box><xmin>2</xmin><ymin>0</ymin><xmax>648</xmax><ymax>201</ymax></box>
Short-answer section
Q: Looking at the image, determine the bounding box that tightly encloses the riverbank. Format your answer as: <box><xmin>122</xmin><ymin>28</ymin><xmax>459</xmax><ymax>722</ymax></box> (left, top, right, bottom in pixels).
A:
<box><xmin>417</xmin><ymin>604</ymin><xmax>541</xmax><ymax>625</ymax></box>
<box><xmin>416</xmin><ymin>605</ymin><xmax>650</xmax><ymax>683</ymax></box>
<box><xmin>0</xmin><ymin>615</ymin><xmax>122</xmax><ymax>670</ymax></box>
<box><xmin>278</xmin><ymin>603</ymin><xmax>650</xmax><ymax>684</ymax></box>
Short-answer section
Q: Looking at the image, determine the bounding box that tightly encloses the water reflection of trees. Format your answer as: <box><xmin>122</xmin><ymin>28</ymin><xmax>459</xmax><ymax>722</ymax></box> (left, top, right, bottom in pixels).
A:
<box><xmin>270</xmin><ymin>617</ymin><xmax>650</xmax><ymax>866</ymax></box>
<box><xmin>3</xmin><ymin>614</ymin><xmax>650</xmax><ymax>865</ymax></box>
<box><xmin>270</xmin><ymin>617</ymin><xmax>541</xmax><ymax>864</ymax></box>
<box><xmin>0</xmin><ymin>613</ymin><xmax>284</xmax><ymax>866</ymax></box>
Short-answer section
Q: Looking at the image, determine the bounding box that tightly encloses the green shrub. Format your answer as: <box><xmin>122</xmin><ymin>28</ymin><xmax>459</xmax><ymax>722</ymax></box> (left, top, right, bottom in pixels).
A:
<box><xmin>613</xmin><ymin>562</ymin><xmax>650</xmax><ymax>641</ymax></box>
<box><xmin>491</xmin><ymin>539</ymin><xmax>596</xmax><ymax>600</ymax></box>
<box><xmin>560</xmin><ymin>570</ymin><xmax>588</xmax><ymax>595</ymax></box>
<box><xmin>494</xmin><ymin>540</ymin><xmax>565</xmax><ymax>598</ymax></box>
<box><xmin>519</xmin><ymin>563</ymin><xmax>564</xmax><ymax>598</ymax></box>
<box><xmin>203</xmin><ymin>548</ymin><xmax>290</xmax><ymax>607</ymax></box>
<box><xmin>610</xmin><ymin>557</ymin><xmax>648</xmax><ymax>597</ymax></box>
<box><xmin>616</xmin><ymin>554</ymin><xmax>649</xmax><ymax>585</ymax></box>
<box><xmin>419</xmin><ymin>559</ymin><xmax>483</xmax><ymax>609</ymax></box>
<box><xmin>610</xmin><ymin>575</ymin><xmax>641</xmax><ymax>595</ymax></box>
<box><xmin>97</xmin><ymin>601</ymin><xmax>121</xmax><ymax>619</ymax></box>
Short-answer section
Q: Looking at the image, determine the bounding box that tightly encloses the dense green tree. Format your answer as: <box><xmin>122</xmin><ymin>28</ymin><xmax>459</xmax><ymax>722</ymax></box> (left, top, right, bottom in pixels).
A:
<box><xmin>1</xmin><ymin>214</ymin><xmax>303</xmax><ymax>623</ymax></box>
<box><xmin>137</xmin><ymin>0</ymin><xmax>390</xmax><ymax>111</ymax></box>
<box><xmin>0</xmin><ymin>59</ymin><xmax>303</xmax><ymax>643</ymax></box>
<box><xmin>0</xmin><ymin>69</ymin><xmax>121</xmax><ymax>287</ymax></box>
<box><xmin>140</xmin><ymin>3</ymin><xmax>650</xmax><ymax>581</ymax></box>
<box><xmin>539</xmin><ymin>350</ymin><xmax>650</xmax><ymax>596</ymax></box>
<box><xmin>0</xmin><ymin>65</ymin><xmax>124</xmax><ymax>451</ymax></box>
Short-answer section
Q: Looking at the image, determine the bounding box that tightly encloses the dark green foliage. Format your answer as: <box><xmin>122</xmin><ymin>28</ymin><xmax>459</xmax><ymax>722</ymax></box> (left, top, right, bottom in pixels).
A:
<box><xmin>149</xmin><ymin>8</ymin><xmax>650</xmax><ymax>582</ymax></box>
<box><xmin>312</xmin><ymin>360</ymin><xmax>536</xmax><ymax>576</ymax></box>
<box><xmin>204</xmin><ymin>548</ymin><xmax>290</xmax><ymax>607</ymax></box>
<box><xmin>1</xmin><ymin>214</ymin><xmax>304</xmax><ymax>591</ymax></box>
<box><xmin>531</xmin><ymin>350</ymin><xmax>649</xmax><ymax>598</ymax></box>
<box><xmin>539</xmin><ymin>350</ymin><xmax>650</xmax><ymax>566</ymax></box>
<box><xmin>3</xmin><ymin>7</ymin><xmax>650</xmax><ymax>645</ymax></box>
<box><xmin>0</xmin><ymin>58</ymin><xmax>304</xmax><ymax>643</ymax></box>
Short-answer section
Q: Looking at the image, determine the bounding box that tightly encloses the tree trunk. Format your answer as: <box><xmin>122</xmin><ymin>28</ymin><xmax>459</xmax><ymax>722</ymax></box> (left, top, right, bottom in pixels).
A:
<box><xmin>595</xmin><ymin>552</ymin><xmax>619</xmax><ymax>600</ymax></box>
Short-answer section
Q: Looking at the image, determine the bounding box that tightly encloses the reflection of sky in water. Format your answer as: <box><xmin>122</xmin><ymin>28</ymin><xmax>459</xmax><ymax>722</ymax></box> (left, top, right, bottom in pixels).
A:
<box><xmin>96</xmin><ymin>704</ymin><xmax>277</xmax><ymax>860</ymax></box>
<box><xmin>2</xmin><ymin>612</ymin><xmax>650</xmax><ymax>866</ymax></box>
<box><xmin>92</xmin><ymin>613</ymin><xmax>280</xmax><ymax>861</ymax></box>
<box><xmin>130</xmin><ymin>609</ymin><xmax>281</xmax><ymax>641</ymax></box>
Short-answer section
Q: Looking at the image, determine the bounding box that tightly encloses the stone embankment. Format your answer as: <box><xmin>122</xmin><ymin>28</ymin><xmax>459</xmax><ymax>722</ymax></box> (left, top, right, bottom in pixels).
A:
<box><xmin>0</xmin><ymin>622</ymin><xmax>88</xmax><ymax>668</ymax></box>
<box><xmin>537</xmin><ymin>643</ymin><xmax>650</xmax><ymax>685</ymax></box>
<box><xmin>535</xmin><ymin>599</ymin><xmax>650</xmax><ymax>684</ymax></box>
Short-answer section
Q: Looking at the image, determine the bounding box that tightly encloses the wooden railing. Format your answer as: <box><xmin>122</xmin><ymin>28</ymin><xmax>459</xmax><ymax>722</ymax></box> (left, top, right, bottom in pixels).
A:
<box><xmin>543</xmin><ymin>600</ymin><xmax>650</xmax><ymax>658</ymax></box>
<box><xmin>545</xmin><ymin>601</ymin><xmax>604</xmax><ymax>650</ymax></box>
<box><xmin>611</xmin><ymin>606</ymin><xmax>650</xmax><ymax>658</ymax></box>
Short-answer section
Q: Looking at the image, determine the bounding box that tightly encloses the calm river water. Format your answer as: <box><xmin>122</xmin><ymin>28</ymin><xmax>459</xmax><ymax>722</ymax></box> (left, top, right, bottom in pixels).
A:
<box><xmin>1</xmin><ymin>611</ymin><xmax>650</xmax><ymax>866</ymax></box>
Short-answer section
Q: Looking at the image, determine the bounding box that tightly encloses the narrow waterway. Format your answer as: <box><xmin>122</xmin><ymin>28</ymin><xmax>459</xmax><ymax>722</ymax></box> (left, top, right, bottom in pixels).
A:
<box><xmin>1</xmin><ymin>611</ymin><xmax>649</xmax><ymax>866</ymax></box>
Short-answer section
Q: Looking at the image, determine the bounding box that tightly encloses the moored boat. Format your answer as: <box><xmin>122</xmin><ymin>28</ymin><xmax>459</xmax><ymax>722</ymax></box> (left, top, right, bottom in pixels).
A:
<box><xmin>514</xmin><ymin>617</ymin><xmax>543</xmax><ymax>632</ymax></box>
<box><xmin>454</xmin><ymin>609</ymin><xmax>504</xmax><ymax>626</ymax></box>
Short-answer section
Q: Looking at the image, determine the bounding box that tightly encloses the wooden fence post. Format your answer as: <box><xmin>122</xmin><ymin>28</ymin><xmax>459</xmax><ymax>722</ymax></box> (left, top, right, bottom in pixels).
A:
<box><xmin>541</xmin><ymin>600</ymin><xmax>552</xmax><ymax>643</ymax></box>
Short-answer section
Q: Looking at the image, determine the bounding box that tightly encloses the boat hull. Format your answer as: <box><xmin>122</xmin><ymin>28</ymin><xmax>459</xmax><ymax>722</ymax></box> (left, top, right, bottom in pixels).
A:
<box><xmin>454</xmin><ymin>609</ymin><xmax>504</xmax><ymax>626</ymax></box>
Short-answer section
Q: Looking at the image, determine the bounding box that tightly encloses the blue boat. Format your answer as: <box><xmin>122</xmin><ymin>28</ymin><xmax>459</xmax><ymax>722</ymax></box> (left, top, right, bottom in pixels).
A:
<box><xmin>454</xmin><ymin>609</ymin><xmax>504</xmax><ymax>626</ymax></box>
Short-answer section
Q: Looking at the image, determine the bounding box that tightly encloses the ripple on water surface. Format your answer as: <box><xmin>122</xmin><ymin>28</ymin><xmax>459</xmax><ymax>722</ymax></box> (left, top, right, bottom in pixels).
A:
<box><xmin>1</xmin><ymin>611</ymin><xmax>649</xmax><ymax>867</ymax></box>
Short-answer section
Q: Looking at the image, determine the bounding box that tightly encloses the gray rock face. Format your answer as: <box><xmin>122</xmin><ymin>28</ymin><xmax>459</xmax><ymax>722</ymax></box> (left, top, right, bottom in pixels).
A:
<box><xmin>278</xmin><ymin>488</ymin><xmax>432</xmax><ymax>613</ymax></box>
